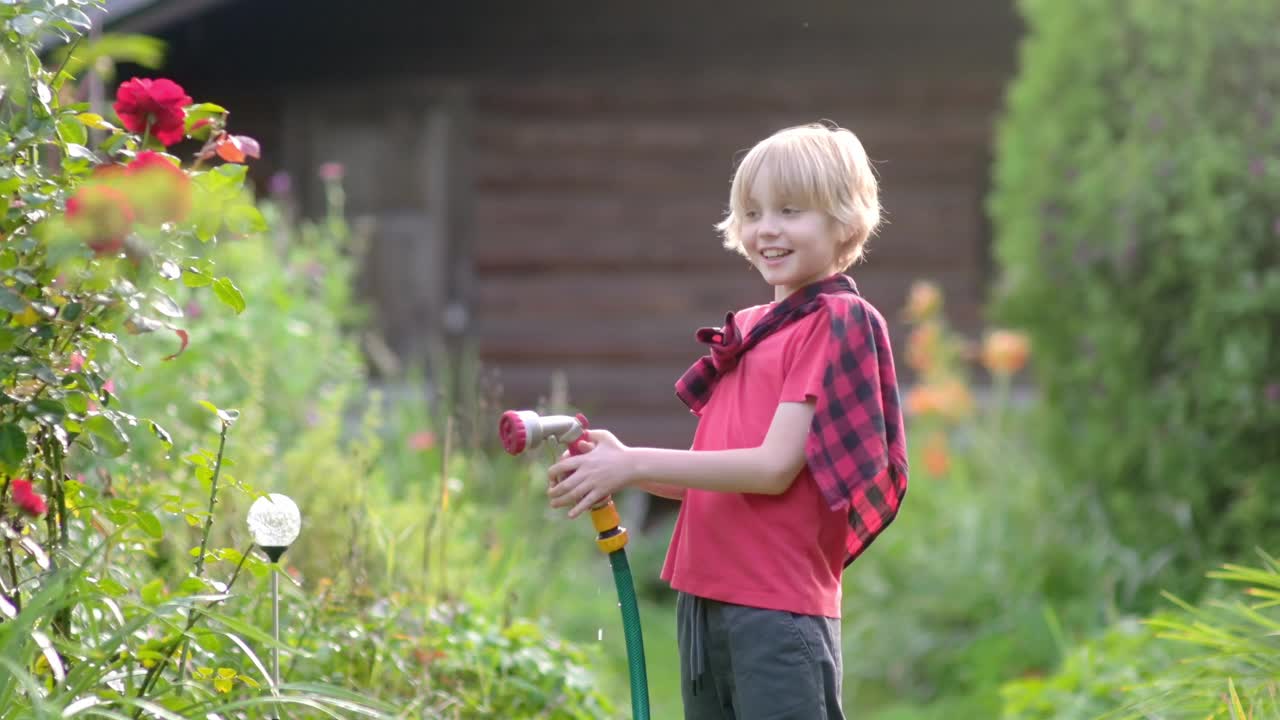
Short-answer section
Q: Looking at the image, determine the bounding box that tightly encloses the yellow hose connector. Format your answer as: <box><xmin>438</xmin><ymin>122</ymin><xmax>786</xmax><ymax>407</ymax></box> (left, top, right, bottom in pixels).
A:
<box><xmin>591</xmin><ymin>500</ymin><xmax>629</xmax><ymax>554</ymax></box>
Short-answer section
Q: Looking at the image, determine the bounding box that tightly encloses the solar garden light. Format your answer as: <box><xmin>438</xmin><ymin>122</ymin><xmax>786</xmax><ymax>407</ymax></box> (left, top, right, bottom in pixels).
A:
<box><xmin>246</xmin><ymin>493</ymin><xmax>302</xmax><ymax>695</ymax></box>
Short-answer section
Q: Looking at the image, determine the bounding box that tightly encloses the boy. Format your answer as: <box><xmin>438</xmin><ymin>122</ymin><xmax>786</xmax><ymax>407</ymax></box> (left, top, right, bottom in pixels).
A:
<box><xmin>547</xmin><ymin>122</ymin><xmax>908</xmax><ymax>720</ymax></box>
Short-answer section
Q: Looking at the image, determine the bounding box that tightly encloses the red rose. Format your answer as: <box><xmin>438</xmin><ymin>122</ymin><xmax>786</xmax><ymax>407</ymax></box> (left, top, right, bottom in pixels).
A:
<box><xmin>10</xmin><ymin>479</ymin><xmax>47</xmax><ymax>518</ymax></box>
<box><xmin>113</xmin><ymin>78</ymin><xmax>192</xmax><ymax>147</ymax></box>
<box><xmin>67</xmin><ymin>184</ymin><xmax>135</xmax><ymax>256</ymax></box>
<box><xmin>126</xmin><ymin>151</ymin><xmax>192</xmax><ymax>223</ymax></box>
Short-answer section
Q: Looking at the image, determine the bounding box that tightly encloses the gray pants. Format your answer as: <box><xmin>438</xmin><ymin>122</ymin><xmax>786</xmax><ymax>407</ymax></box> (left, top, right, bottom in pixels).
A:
<box><xmin>677</xmin><ymin>592</ymin><xmax>845</xmax><ymax>720</ymax></box>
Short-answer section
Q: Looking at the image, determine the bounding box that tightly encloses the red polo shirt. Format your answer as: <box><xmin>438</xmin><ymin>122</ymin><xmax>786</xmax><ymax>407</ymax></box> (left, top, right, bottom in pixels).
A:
<box><xmin>660</xmin><ymin>303</ymin><xmax>849</xmax><ymax>618</ymax></box>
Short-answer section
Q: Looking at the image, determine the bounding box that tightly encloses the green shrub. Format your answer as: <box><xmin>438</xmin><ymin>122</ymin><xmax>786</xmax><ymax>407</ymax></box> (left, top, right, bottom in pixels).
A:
<box><xmin>286</xmin><ymin>596</ymin><xmax>616</xmax><ymax>719</ymax></box>
<box><xmin>988</xmin><ymin>0</ymin><xmax>1280</xmax><ymax>597</ymax></box>
<box><xmin>841</xmin><ymin>285</ymin><xmax>1129</xmax><ymax>718</ymax></box>
<box><xmin>1002</xmin><ymin>555</ymin><xmax>1280</xmax><ymax>719</ymax></box>
<box><xmin>0</xmin><ymin>3</ymin><xmax>620</xmax><ymax>714</ymax></box>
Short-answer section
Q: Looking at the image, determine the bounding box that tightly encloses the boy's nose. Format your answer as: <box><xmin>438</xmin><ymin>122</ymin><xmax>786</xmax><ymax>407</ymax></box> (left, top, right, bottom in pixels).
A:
<box><xmin>758</xmin><ymin>213</ymin><xmax>782</xmax><ymax>235</ymax></box>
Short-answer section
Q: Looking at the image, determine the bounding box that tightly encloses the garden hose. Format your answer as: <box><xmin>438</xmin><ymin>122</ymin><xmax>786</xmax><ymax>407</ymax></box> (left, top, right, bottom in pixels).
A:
<box><xmin>499</xmin><ymin>410</ymin><xmax>651</xmax><ymax>720</ymax></box>
<box><xmin>591</xmin><ymin>499</ymin><xmax>651</xmax><ymax>720</ymax></box>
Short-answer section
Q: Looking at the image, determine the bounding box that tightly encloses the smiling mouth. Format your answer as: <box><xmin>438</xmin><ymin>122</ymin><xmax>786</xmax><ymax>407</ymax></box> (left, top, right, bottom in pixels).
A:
<box><xmin>760</xmin><ymin>250</ymin><xmax>793</xmax><ymax>260</ymax></box>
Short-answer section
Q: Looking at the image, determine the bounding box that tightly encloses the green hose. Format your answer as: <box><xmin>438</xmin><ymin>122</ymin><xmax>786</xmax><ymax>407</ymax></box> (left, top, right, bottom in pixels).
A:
<box><xmin>608</xmin><ymin>549</ymin><xmax>650</xmax><ymax>720</ymax></box>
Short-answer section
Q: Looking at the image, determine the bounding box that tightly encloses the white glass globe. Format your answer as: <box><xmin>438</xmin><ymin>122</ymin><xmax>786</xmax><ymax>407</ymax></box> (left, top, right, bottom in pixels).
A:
<box><xmin>246</xmin><ymin>493</ymin><xmax>301</xmax><ymax>550</ymax></box>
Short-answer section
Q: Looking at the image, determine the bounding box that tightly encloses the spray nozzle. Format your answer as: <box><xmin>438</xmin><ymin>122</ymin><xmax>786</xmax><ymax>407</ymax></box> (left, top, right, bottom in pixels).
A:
<box><xmin>499</xmin><ymin>410</ymin><xmax>590</xmax><ymax>455</ymax></box>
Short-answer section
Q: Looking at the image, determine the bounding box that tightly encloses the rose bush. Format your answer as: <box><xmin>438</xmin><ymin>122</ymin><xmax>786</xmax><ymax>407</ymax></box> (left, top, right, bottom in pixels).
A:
<box><xmin>0</xmin><ymin>3</ymin><xmax>618</xmax><ymax>717</ymax></box>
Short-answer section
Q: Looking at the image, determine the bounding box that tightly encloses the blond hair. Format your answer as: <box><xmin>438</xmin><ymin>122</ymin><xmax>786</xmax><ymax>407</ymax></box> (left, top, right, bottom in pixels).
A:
<box><xmin>716</xmin><ymin>122</ymin><xmax>881</xmax><ymax>270</ymax></box>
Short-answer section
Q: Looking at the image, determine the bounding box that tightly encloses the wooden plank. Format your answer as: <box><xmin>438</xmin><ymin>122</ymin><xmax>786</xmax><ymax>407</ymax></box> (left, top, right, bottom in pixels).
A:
<box><xmin>469</xmin><ymin>72</ymin><xmax>1008</xmax><ymax>119</ymax></box>
<box><xmin>488</xmin><ymin>362</ymin><xmax>690</xmax><ymax>415</ymax></box>
<box><xmin>474</xmin><ymin>311</ymin><xmax>698</xmax><ymax>363</ymax></box>
<box><xmin>472</xmin><ymin>264</ymin><xmax>986</xmax><ymax>363</ymax></box>
<box><xmin>471</xmin><ymin>265</ymin><xmax>977</xmax><ymax>318</ymax></box>
<box><xmin>470</xmin><ymin>192</ymin><xmax>984</xmax><ymax>270</ymax></box>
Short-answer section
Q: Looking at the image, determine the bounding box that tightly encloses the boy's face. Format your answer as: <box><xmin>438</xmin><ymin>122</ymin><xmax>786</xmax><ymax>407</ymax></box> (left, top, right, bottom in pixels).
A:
<box><xmin>740</xmin><ymin>165</ymin><xmax>845</xmax><ymax>302</ymax></box>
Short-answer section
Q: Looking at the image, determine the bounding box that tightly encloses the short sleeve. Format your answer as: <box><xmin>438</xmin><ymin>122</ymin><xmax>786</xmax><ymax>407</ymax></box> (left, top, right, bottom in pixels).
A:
<box><xmin>779</xmin><ymin>309</ymin><xmax>833</xmax><ymax>405</ymax></box>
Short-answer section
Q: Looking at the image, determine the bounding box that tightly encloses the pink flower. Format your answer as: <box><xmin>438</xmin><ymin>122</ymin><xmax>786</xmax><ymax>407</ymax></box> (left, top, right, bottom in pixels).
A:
<box><xmin>11</xmin><ymin>479</ymin><xmax>47</xmax><ymax>518</ymax></box>
<box><xmin>409</xmin><ymin>431</ymin><xmax>437</xmax><ymax>452</ymax></box>
<box><xmin>318</xmin><ymin>162</ymin><xmax>344</xmax><ymax>182</ymax></box>
<box><xmin>66</xmin><ymin>184</ymin><xmax>134</xmax><ymax>256</ymax></box>
<box><xmin>112</xmin><ymin>78</ymin><xmax>192</xmax><ymax>147</ymax></box>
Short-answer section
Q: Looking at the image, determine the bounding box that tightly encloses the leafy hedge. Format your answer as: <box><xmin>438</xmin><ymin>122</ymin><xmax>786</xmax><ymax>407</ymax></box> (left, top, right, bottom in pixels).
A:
<box><xmin>988</xmin><ymin>0</ymin><xmax>1280</xmax><ymax>596</ymax></box>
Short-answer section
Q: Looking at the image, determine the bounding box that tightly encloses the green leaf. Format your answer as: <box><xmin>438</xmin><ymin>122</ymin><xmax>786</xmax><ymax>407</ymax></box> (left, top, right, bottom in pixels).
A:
<box><xmin>212</xmin><ymin>277</ymin><xmax>245</xmax><ymax>315</ymax></box>
<box><xmin>225</xmin><ymin>204</ymin><xmax>266</xmax><ymax>234</ymax></box>
<box><xmin>31</xmin><ymin>364</ymin><xmax>57</xmax><ymax>386</ymax></box>
<box><xmin>76</xmin><ymin>113</ymin><xmax>116</xmax><ymax>131</ymax></box>
<box><xmin>26</xmin><ymin>398</ymin><xmax>65</xmax><ymax>425</ymax></box>
<box><xmin>34</xmin><ymin>80</ymin><xmax>52</xmax><ymax>110</ymax></box>
<box><xmin>85</xmin><ymin>414</ymin><xmax>129</xmax><ymax>457</ymax></box>
<box><xmin>11</xmin><ymin>13</ymin><xmax>45</xmax><ymax>38</ymax></box>
<box><xmin>212</xmin><ymin>162</ymin><xmax>248</xmax><ymax>185</ymax></box>
<box><xmin>184</xmin><ymin>103</ymin><xmax>227</xmax><ymax>141</ymax></box>
<box><xmin>56</xmin><ymin>116</ymin><xmax>88</xmax><ymax>146</ymax></box>
<box><xmin>140</xmin><ymin>578</ymin><xmax>166</xmax><ymax>605</ymax></box>
<box><xmin>64</xmin><ymin>144</ymin><xmax>99</xmax><ymax>163</ymax></box>
<box><xmin>137</xmin><ymin>511</ymin><xmax>163</xmax><ymax>539</ymax></box>
<box><xmin>0</xmin><ymin>288</ymin><xmax>28</xmax><ymax>313</ymax></box>
<box><xmin>193</xmin><ymin>209</ymin><xmax>221</xmax><ymax>242</ymax></box>
<box><xmin>149</xmin><ymin>292</ymin><xmax>183</xmax><ymax>319</ymax></box>
<box><xmin>178</xmin><ymin>576</ymin><xmax>208</xmax><ymax>594</ymax></box>
<box><xmin>148</xmin><ymin>420</ymin><xmax>172</xmax><ymax>447</ymax></box>
<box><xmin>194</xmin><ymin>466</ymin><xmax>214</xmax><ymax>488</ymax></box>
<box><xmin>182</xmin><ymin>267</ymin><xmax>212</xmax><ymax>287</ymax></box>
<box><xmin>184</xmin><ymin>451</ymin><xmax>211</xmax><ymax>469</ymax></box>
<box><xmin>195</xmin><ymin>631</ymin><xmax>222</xmax><ymax>652</ymax></box>
<box><xmin>60</xmin><ymin>301</ymin><xmax>83</xmax><ymax>322</ymax></box>
<box><xmin>55</xmin><ymin>5</ymin><xmax>92</xmax><ymax>31</ymax></box>
<box><xmin>0</xmin><ymin>424</ymin><xmax>27</xmax><ymax>473</ymax></box>
<box><xmin>97</xmin><ymin>577</ymin><xmax>129</xmax><ymax>597</ymax></box>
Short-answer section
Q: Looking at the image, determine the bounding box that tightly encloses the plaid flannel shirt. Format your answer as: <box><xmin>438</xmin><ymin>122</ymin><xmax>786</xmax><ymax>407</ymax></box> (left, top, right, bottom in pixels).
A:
<box><xmin>674</xmin><ymin>274</ymin><xmax>909</xmax><ymax>566</ymax></box>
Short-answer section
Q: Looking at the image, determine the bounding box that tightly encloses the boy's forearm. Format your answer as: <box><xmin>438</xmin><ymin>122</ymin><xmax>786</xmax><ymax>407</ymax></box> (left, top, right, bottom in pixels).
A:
<box><xmin>626</xmin><ymin>447</ymin><xmax>788</xmax><ymax>496</ymax></box>
<box><xmin>636</xmin><ymin>481</ymin><xmax>687</xmax><ymax>501</ymax></box>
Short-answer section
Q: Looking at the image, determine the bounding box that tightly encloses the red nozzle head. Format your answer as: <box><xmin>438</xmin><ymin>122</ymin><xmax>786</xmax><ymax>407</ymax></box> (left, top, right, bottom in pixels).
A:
<box><xmin>499</xmin><ymin>410</ymin><xmax>528</xmax><ymax>455</ymax></box>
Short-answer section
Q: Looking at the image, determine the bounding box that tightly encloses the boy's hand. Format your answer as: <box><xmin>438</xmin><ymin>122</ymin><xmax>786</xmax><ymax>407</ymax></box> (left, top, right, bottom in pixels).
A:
<box><xmin>549</xmin><ymin>440</ymin><xmax>594</xmax><ymax>488</ymax></box>
<box><xmin>547</xmin><ymin>429</ymin><xmax>634</xmax><ymax>519</ymax></box>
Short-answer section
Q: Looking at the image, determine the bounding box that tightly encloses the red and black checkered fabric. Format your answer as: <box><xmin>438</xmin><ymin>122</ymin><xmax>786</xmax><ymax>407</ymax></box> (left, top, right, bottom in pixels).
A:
<box><xmin>674</xmin><ymin>274</ymin><xmax>909</xmax><ymax>566</ymax></box>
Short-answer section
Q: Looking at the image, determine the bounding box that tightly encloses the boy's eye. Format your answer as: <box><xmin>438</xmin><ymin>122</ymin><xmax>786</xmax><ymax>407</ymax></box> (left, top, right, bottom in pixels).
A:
<box><xmin>781</xmin><ymin>207</ymin><xmax>799</xmax><ymax>215</ymax></box>
<box><xmin>743</xmin><ymin>210</ymin><xmax>760</xmax><ymax>220</ymax></box>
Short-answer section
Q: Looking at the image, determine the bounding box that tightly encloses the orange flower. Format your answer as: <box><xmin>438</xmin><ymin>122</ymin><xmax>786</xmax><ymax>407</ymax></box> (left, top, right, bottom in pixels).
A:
<box><xmin>907</xmin><ymin>379</ymin><xmax>974</xmax><ymax>421</ymax></box>
<box><xmin>904</xmin><ymin>280</ymin><xmax>942</xmax><ymax>321</ymax></box>
<box><xmin>935</xmin><ymin>378</ymin><xmax>975</xmax><ymax>420</ymax></box>
<box><xmin>981</xmin><ymin>330</ymin><xmax>1031</xmax><ymax>377</ymax></box>
<box><xmin>905</xmin><ymin>385</ymin><xmax>943</xmax><ymax>417</ymax></box>
<box><xmin>906</xmin><ymin>323</ymin><xmax>940</xmax><ymax>373</ymax></box>
<box><xmin>922</xmin><ymin>431</ymin><xmax>950</xmax><ymax>476</ymax></box>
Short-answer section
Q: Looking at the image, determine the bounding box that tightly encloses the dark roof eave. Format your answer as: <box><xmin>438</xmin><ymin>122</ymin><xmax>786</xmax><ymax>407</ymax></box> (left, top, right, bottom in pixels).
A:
<box><xmin>100</xmin><ymin>0</ymin><xmax>237</xmax><ymax>34</ymax></box>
